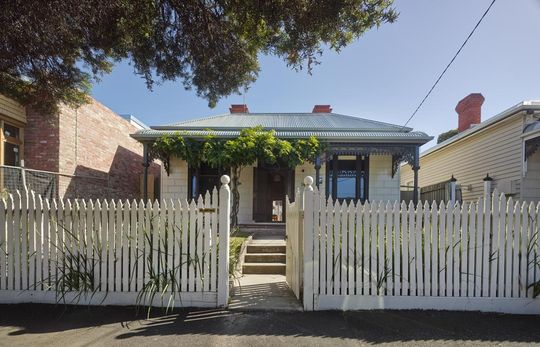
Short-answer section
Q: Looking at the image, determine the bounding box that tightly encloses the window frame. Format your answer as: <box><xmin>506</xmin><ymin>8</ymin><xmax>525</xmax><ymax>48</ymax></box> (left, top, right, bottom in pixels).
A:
<box><xmin>325</xmin><ymin>154</ymin><xmax>369</xmax><ymax>203</ymax></box>
<box><xmin>0</xmin><ymin>117</ymin><xmax>24</xmax><ymax>167</ymax></box>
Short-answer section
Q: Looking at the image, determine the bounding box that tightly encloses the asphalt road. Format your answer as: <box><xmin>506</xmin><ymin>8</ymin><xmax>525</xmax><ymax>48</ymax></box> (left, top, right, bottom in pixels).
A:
<box><xmin>1</xmin><ymin>304</ymin><xmax>539</xmax><ymax>346</ymax></box>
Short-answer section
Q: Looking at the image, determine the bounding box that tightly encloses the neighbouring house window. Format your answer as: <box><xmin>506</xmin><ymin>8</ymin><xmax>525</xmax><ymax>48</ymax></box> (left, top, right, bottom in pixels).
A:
<box><xmin>1</xmin><ymin>119</ymin><xmax>24</xmax><ymax>166</ymax></box>
<box><xmin>188</xmin><ymin>163</ymin><xmax>227</xmax><ymax>199</ymax></box>
<box><xmin>326</xmin><ymin>155</ymin><xmax>369</xmax><ymax>202</ymax></box>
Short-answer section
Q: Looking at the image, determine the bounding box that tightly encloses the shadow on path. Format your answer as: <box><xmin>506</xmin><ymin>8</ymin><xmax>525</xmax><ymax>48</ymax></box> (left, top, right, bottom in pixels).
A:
<box><xmin>1</xmin><ymin>303</ymin><xmax>540</xmax><ymax>345</ymax></box>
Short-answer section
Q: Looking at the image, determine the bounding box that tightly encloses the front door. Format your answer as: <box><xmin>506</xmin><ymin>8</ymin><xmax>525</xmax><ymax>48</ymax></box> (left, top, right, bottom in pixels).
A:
<box><xmin>253</xmin><ymin>166</ymin><xmax>294</xmax><ymax>222</ymax></box>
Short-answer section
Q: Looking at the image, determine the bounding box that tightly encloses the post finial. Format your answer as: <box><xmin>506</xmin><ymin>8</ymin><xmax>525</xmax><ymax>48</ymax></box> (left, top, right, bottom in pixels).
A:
<box><xmin>220</xmin><ymin>175</ymin><xmax>231</xmax><ymax>185</ymax></box>
<box><xmin>450</xmin><ymin>174</ymin><xmax>457</xmax><ymax>182</ymax></box>
<box><xmin>304</xmin><ymin>176</ymin><xmax>314</xmax><ymax>187</ymax></box>
<box><xmin>483</xmin><ymin>173</ymin><xmax>493</xmax><ymax>181</ymax></box>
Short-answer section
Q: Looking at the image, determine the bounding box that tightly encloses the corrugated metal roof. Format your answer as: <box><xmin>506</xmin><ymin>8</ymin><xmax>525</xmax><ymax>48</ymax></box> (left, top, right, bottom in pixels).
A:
<box><xmin>132</xmin><ymin>128</ymin><xmax>432</xmax><ymax>143</ymax></box>
<box><xmin>152</xmin><ymin>112</ymin><xmax>412</xmax><ymax>132</ymax></box>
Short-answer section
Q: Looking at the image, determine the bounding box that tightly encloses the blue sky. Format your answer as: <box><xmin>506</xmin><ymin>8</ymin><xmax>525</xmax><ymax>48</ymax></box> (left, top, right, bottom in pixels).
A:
<box><xmin>91</xmin><ymin>0</ymin><xmax>540</xmax><ymax>149</ymax></box>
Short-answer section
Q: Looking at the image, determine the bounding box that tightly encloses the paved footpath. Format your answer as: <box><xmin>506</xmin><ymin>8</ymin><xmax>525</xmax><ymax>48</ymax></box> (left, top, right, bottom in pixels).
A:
<box><xmin>1</xmin><ymin>304</ymin><xmax>539</xmax><ymax>346</ymax></box>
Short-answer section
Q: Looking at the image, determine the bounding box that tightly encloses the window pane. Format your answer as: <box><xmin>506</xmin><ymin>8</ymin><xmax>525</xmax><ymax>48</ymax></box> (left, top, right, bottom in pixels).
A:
<box><xmin>4</xmin><ymin>123</ymin><xmax>20</xmax><ymax>139</ymax></box>
<box><xmin>337</xmin><ymin>157</ymin><xmax>356</xmax><ymax>199</ymax></box>
<box><xmin>4</xmin><ymin>142</ymin><xmax>20</xmax><ymax>166</ymax></box>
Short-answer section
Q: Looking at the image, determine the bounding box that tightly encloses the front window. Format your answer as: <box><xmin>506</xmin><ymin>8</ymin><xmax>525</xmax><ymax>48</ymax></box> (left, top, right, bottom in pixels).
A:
<box><xmin>327</xmin><ymin>155</ymin><xmax>369</xmax><ymax>203</ymax></box>
<box><xmin>1</xmin><ymin>120</ymin><xmax>23</xmax><ymax>166</ymax></box>
<box><xmin>188</xmin><ymin>163</ymin><xmax>227</xmax><ymax>199</ymax></box>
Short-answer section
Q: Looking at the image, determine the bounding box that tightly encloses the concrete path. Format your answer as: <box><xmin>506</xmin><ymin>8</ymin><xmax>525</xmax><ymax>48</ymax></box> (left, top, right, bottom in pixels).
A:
<box><xmin>1</xmin><ymin>304</ymin><xmax>539</xmax><ymax>346</ymax></box>
<box><xmin>230</xmin><ymin>274</ymin><xmax>303</xmax><ymax>311</ymax></box>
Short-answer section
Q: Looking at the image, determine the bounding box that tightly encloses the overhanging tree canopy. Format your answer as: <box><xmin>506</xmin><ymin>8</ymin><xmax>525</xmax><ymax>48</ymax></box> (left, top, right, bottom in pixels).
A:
<box><xmin>152</xmin><ymin>127</ymin><xmax>322</xmax><ymax>225</ymax></box>
<box><xmin>1</xmin><ymin>0</ymin><xmax>397</xmax><ymax>112</ymax></box>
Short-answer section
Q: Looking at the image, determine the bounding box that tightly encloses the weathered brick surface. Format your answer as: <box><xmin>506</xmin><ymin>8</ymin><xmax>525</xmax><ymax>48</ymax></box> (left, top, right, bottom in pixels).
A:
<box><xmin>24</xmin><ymin>99</ymin><xmax>160</xmax><ymax>200</ymax></box>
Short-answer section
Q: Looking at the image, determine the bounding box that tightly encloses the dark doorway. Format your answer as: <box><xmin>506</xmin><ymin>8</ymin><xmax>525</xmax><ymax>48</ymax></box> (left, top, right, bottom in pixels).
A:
<box><xmin>253</xmin><ymin>165</ymin><xmax>294</xmax><ymax>222</ymax></box>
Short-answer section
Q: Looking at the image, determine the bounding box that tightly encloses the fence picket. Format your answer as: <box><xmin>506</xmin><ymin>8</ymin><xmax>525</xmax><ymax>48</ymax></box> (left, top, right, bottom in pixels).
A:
<box><xmin>496</xmin><ymin>195</ymin><xmax>506</xmax><ymax>297</ymax></box>
<box><xmin>314</xmin><ymin>188</ymin><xmax>321</xmax><ymax>296</ymax></box>
<box><xmin>167</xmin><ymin>200</ymin><xmax>175</xmax><ymax>293</ymax></box>
<box><xmin>439</xmin><ymin>202</ymin><xmax>447</xmax><ymax>296</ymax></box>
<box><xmin>377</xmin><ymin>202</ymin><xmax>385</xmax><ymax>295</ymax></box>
<box><xmin>527</xmin><ymin>202</ymin><xmax>536</xmax><ymax>298</ymax></box>
<box><xmin>123</xmin><ymin>200</ymin><xmax>131</xmax><ymax>292</ymax></box>
<box><xmin>385</xmin><ymin>202</ymin><xmax>394</xmax><ymax>295</ymax></box>
<box><xmin>319</xmin><ymin>194</ymin><xmax>327</xmax><ymax>295</ymax></box>
<box><xmin>196</xmin><ymin>196</ymin><xmax>204</xmax><ymax>291</ymax></box>
<box><xmin>210</xmin><ymin>189</ymin><xmax>218</xmax><ymax>291</ymax></box>
<box><xmin>340</xmin><ymin>201</ymin><xmax>348</xmax><ymax>294</ymax></box>
<box><xmin>115</xmin><ymin>200</ymin><xmax>123</xmax><ymax>292</ymax></box>
<box><xmin>446</xmin><ymin>201</ymin><xmax>454</xmax><ymax>297</ymax></box>
<box><xmin>408</xmin><ymin>201</ymin><xmax>415</xmax><ymax>295</ymax></box>
<box><xmin>333</xmin><ymin>200</ymin><xmax>341</xmax><ymax>295</ymax></box>
<box><xmin>520</xmin><ymin>201</ymin><xmax>528</xmax><ymax>297</ymax></box>
<box><xmin>203</xmin><ymin>192</ymin><xmax>211</xmax><ymax>292</ymax></box>
<box><xmin>33</xmin><ymin>193</ymin><xmax>42</xmax><ymax>290</ymax></box>
<box><xmin>460</xmin><ymin>203</ymin><xmax>469</xmax><ymax>297</ymax></box>
<box><xmin>490</xmin><ymin>191</ymin><xmax>500</xmax><ymax>297</ymax></box>
<box><xmin>370</xmin><ymin>202</ymin><xmax>378</xmax><ymax>295</ymax></box>
<box><xmin>468</xmin><ymin>202</ymin><xmax>477</xmax><ymax>297</ymax></box>
<box><xmin>42</xmin><ymin>198</ymin><xmax>50</xmax><ymax>290</ymax></box>
<box><xmin>423</xmin><ymin>201</ymin><xmax>430</xmax><ymax>297</ymax></box>
<box><xmin>173</xmin><ymin>199</ymin><xmax>182</xmax><ymax>292</ymax></box>
<box><xmin>130</xmin><ymin>200</ymin><xmax>138</xmax><ymax>292</ymax></box>
<box><xmin>393</xmin><ymin>201</ymin><xmax>401</xmax><ymax>296</ymax></box>
<box><xmin>476</xmin><ymin>199</ymin><xmax>484</xmax><ymax>297</ymax></box>
<box><xmin>188</xmin><ymin>199</ymin><xmax>197</xmax><ymax>292</ymax></box>
<box><xmin>415</xmin><ymin>202</ymin><xmax>424</xmax><ymax>296</ymax></box>
<box><xmin>453</xmin><ymin>203</ymin><xmax>461</xmax><ymax>297</ymax></box>
<box><xmin>136</xmin><ymin>200</ymin><xmax>144</xmax><ymax>292</ymax></box>
<box><xmin>401</xmin><ymin>201</ymin><xmax>409</xmax><ymax>295</ymax></box>
<box><xmin>362</xmin><ymin>201</ymin><xmax>370</xmax><ymax>295</ymax></box>
<box><xmin>430</xmin><ymin>202</ymin><xmax>438</xmax><ymax>297</ymax></box>
<box><xmin>181</xmin><ymin>199</ymin><xmax>189</xmax><ymax>292</ymax></box>
<box><xmin>482</xmin><ymin>193</ymin><xmax>491</xmax><ymax>297</ymax></box>
<box><xmin>21</xmin><ymin>191</ymin><xmax>29</xmax><ymax>290</ymax></box>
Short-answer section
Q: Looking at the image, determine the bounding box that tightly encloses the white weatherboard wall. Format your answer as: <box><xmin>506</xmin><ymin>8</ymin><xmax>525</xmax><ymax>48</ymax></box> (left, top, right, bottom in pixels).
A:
<box><xmin>369</xmin><ymin>155</ymin><xmax>400</xmax><ymax>202</ymax></box>
<box><xmin>297</xmin><ymin>177</ymin><xmax>540</xmax><ymax>314</ymax></box>
<box><xmin>401</xmin><ymin>114</ymin><xmax>526</xmax><ymax>202</ymax></box>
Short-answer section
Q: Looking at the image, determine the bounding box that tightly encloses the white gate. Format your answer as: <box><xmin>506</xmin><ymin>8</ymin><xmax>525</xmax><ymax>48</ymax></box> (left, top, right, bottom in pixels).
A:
<box><xmin>0</xmin><ymin>175</ymin><xmax>231</xmax><ymax>308</ymax></box>
<box><xmin>285</xmin><ymin>188</ymin><xmax>303</xmax><ymax>299</ymax></box>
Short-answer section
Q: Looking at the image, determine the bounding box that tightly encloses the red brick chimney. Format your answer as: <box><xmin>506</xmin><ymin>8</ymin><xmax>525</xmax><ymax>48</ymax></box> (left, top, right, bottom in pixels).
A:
<box><xmin>229</xmin><ymin>104</ymin><xmax>249</xmax><ymax>113</ymax></box>
<box><xmin>456</xmin><ymin>93</ymin><xmax>484</xmax><ymax>132</ymax></box>
<box><xmin>312</xmin><ymin>105</ymin><xmax>332</xmax><ymax>113</ymax></box>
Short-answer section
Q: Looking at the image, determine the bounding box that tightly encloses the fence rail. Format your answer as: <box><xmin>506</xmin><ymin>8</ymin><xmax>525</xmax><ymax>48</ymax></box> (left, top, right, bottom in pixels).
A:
<box><xmin>0</xmin><ymin>176</ymin><xmax>231</xmax><ymax>308</ymax></box>
<box><xmin>300</xmin><ymin>177</ymin><xmax>540</xmax><ymax>314</ymax></box>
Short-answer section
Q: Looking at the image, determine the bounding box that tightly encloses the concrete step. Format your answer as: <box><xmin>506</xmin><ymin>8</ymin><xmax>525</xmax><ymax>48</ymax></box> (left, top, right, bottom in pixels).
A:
<box><xmin>242</xmin><ymin>263</ymin><xmax>286</xmax><ymax>275</ymax></box>
<box><xmin>244</xmin><ymin>253</ymin><xmax>286</xmax><ymax>263</ymax></box>
<box><xmin>246</xmin><ymin>244</ymin><xmax>286</xmax><ymax>254</ymax></box>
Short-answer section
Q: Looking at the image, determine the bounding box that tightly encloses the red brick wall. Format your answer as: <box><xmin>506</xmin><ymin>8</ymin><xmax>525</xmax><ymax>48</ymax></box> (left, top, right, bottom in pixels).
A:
<box><xmin>24</xmin><ymin>108</ymin><xmax>60</xmax><ymax>173</ymax></box>
<box><xmin>24</xmin><ymin>99</ymin><xmax>160</xmax><ymax>200</ymax></box>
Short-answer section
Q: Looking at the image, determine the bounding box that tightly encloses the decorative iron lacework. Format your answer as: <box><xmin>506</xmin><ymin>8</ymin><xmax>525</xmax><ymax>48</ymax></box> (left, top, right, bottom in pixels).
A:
<box><xmin>325</xmin><ymin>143</ymin><xmax>417</xmax><ymax>177</ymax></box>
<box><xmin>525</xmin><ymin>137</ymin><xmax>540</xmax><ymax>160</ymax></box>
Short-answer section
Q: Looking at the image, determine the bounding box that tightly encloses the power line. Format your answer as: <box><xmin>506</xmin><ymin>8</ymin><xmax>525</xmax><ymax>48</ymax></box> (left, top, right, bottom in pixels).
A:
<box><xmin>402</xmin><ymin>0</ymin><xmax>497</xmax><ymax>128</ymax></box>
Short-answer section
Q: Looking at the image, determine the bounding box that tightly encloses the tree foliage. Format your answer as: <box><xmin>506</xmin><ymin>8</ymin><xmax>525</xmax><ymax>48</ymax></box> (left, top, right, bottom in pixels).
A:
<box><xmin>437</xmin><ymin>128</ymin><xmax>459</xmax><ymax>144</ymax></box>
<box><xmin>152</xmin><ymin>127</ymin><xmax>322</xmax><ymax>225</ymax></box>
<box><xmin>1</xmin><ymin>0</ymin><xmax>397</xmax><ymax>112</ymax></box>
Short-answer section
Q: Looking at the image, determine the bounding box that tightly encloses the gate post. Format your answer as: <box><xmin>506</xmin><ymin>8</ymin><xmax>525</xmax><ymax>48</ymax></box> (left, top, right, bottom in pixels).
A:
<box><xmin>303</xmin><ymin>176</ymin><xmax>314</xmax><ymax>311</ymax></box>
<box><xmin>218</xmin><ymin>175</ymin><xmax>231</xmax><ymax>307</ymax></box>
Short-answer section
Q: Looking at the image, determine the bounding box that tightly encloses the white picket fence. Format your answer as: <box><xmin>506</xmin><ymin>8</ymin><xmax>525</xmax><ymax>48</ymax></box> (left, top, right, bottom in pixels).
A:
<box><xmin>0</xmin><ymin>176</ymin><xmax>231</xmax><ymax>308</ymax></box>
<box><xmin>296</xmin><ymin>176</ymin><xmax>540</xmax><ymax>314</ymax></box>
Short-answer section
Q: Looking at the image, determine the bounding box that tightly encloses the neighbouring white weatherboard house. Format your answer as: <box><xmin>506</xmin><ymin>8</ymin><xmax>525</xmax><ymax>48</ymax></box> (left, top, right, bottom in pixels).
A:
<box><xmin>132</xmin><ymin>104</ymin><xmax>432</xmax><ymax>224</ymax></box>
<box><xmin>401</xmin><ymin>93</ymin><xmax>540</xmax><ymax>203</ymax></box>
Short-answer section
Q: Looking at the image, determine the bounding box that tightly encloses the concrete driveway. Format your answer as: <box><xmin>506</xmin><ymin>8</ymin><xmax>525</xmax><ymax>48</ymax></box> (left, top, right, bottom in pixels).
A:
<box><xmin>0</xmin><ymin>304</ymin><xmax>539</xmax><ymax>346</ymax></box>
